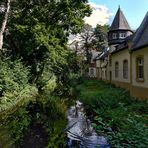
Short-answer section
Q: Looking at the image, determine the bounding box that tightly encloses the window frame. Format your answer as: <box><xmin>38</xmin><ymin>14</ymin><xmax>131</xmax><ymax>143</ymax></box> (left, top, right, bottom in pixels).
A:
<box><xmin>112</xmin><ymin>33</ymin><xmax>117</xmax><ymax>39</ymax></box>
<box><xmin>136</xmin><ymin>56</ymin><xmax>144</xmax><ymax>82</ymax></box>
<box><xmin>123</xmin><ymin>59</ymin><xmax>128</xmax><ymax>79</ymax></box>
<box><xmin>119</xmin><ymin>33</ymin><xmax>126</xmax><ymax>39</ymax></box>
<box><xmin>109</xmin><ymin>55</ymin><xmax>112</xmax><ymax>67</ymax></box>
<box><xmin>115</xmin><ymin>61</ymin><xmax>119</xmax><ymax>78</ymax></box>
<box><xmin>90</xmin><ymin>68</ymin><xmax>94</xmax><ymax>76</ymax></box>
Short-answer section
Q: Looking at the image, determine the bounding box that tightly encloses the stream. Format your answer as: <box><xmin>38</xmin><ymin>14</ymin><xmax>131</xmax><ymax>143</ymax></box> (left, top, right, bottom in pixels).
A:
<box><xmin>66</xmin><ymin>101</ymin><xmax>110</xmax><ymax>148</ymax></box>
<box><xmin>20</xmin><ymin>100</ymin><xmax>110</xmax><ymax>147</ymax></box>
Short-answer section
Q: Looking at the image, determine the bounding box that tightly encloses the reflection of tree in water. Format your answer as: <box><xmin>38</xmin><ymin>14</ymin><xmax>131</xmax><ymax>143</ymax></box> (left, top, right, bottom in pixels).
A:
<box><xmin>21</xmin><ymin>123</ymin><xmax>48</xmax><ymax>148</ymax></box>
<box><xmin>66</xmin><ymin>101</ymin><xmax>110</xmax><ymax>148</ymax></box>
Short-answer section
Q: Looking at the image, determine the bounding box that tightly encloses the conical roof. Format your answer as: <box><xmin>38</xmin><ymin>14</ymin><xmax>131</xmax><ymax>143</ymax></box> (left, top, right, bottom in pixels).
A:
<box><xmin>110</xmin><ymin>7</ymin><xmax>132</xmax><ymax>31</ymax></box>
<box><xmin>131</xmin><ymin>12</ymin><xmax>148</xmax><ymax>50</ymax></box>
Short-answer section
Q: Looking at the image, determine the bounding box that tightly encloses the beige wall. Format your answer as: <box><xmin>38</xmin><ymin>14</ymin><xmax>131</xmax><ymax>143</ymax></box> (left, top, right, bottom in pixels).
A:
<box><xmin>112</xmin><ymin>80</ymin><xmax>131</xmax><ymax>90</ymax></box>
<box><xmin>96</xmin><ymin>60</ymin><xmax>101</xmax><ymax>68</ymax></box>
<box><xmin>131</xmin><ymin>46</ymin><xmax>148</xmax><ymax>88</ymax></box>
<box><xmin>130</xmin><ymin>85</ymin><xmax>148</xmax><ymax>100</ymax></box>
<box><xmin>111</xmin><ymin>48</ymin><xmax>131</xmax><ymax>83</ymax></box>
<box><xmin>94</xmin><ymin>46</ymin><xmax>148</xmax><ymax>99</ymax></box>
<box><xmin>96</xmin><ymin>60</ymin><xmax>108</xmax><ymax>80</ymax></box>
<box><xmin>101</xmin><ymin>68</ymin><xmax>107</xmax><ymax>80</ymax></box>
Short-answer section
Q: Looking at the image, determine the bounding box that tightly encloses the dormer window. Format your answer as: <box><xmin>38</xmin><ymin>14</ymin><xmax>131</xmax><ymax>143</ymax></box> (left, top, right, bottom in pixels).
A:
<box><xmin>112</xmin><ymin>33</ymin><xmax>117</xmax><ymax>39</ymax></box>
<box><xmin>119</xmin><ymin>33</ymin><xmax>126</xmax><ymax>38</ymax></box>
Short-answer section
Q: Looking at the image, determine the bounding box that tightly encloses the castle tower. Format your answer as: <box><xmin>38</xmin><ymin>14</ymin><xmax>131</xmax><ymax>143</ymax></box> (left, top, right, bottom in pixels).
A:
<box><xmin>108</xmin><ymin>7</ymin><xmax>133</xmax><ymax>51</ymax></box>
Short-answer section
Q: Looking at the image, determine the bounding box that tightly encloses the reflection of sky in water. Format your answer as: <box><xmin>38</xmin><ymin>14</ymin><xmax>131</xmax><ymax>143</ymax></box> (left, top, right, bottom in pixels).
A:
<box><xmin>66</xmin><ymin>101</ymin><xmax>110</xmax><ymax>148</ymax></box>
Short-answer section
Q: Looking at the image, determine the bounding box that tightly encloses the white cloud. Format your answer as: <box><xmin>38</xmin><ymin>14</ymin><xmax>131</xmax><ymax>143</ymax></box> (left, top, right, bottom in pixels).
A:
<box><xmin>84</xmin><ymin>2</ymin><xmax>112</xmax><ymax>27</ymax></box>
<box><xmin>68</xmin><ymin>2</ymin><xmax>112</xmax><ymax>46</ymax></box>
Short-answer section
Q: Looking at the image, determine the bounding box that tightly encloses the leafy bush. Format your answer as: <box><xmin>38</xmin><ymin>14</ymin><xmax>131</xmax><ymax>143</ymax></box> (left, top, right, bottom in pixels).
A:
<box><xmin>0</xmin><ymin>58</ymin><xmax>38</xmax><ymax>146</ymax></box>
<box><xmin>0</xmin><ymin>106</ymin><xmax>32</xmax><ymax>147</ymax></box>
<box><xmin>0</xmin><ymin>58</ymin><xmax>37</xmax><ymax>113</ymax></box>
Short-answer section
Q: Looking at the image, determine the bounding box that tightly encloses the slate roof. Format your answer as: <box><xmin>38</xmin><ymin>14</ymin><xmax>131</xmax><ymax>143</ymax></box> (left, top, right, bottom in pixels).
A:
<box><xmin>131</xmin><ymin>12</ymin><xmax>148</xmax><ymax>50</ymax></box>
<box><xmin>110</xmin><ymin>7</ymin><xmax>132</xmax><ymax>31</ymax></box>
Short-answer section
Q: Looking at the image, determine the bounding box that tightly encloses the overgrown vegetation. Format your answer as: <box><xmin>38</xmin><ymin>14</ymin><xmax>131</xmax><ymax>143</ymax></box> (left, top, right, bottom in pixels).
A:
<box><xmin>0</xmin><ymin>0</ymin><xmax>91</xmax><ymax>147</ymax></box>
<box><xmin>0</xmin><ymin>58</ymin><xmax>37</xmax><ymax>114</ymax></box>
<box><xmin>76</xmin><ymin>79</ymin><xmax>148</xmax><ymax>147</ymax></box>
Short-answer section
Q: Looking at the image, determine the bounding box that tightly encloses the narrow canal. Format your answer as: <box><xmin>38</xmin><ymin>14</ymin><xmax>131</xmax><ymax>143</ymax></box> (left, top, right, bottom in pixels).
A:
<box><xmin>20</xmin><ymin>100</ymin><xmax>110</xmax><ymax>148</ymax></box>
<box><xmin>66</xmin><ymin>100</ymin><xmax>110</xmax><ymax>148</ymax></box>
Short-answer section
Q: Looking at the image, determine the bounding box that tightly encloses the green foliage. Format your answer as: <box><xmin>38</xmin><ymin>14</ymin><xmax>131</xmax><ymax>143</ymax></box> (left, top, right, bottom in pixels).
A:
<box><xmin>109</xmin><ymin>118</ymin><xmax>148</xmax><ymax>148</ymax></box>
<box><xmin>3</xmin><ymin>0</ymin><xmax>91</xmax><ymax>83</ymax></box>
<box><xmin>77</xmin><ymin>80</ymin><xmax>148</xmax><ymax>147</ymax></box>
<box><xmin>29</xmin><ymin>94</ymin><xmax>68</xmax><ymax>148</ymax></box>
<box><xmin>6</xmin><ymin>107</ymin><xmax>31</xmax><ymax>142</ymax></box>
<box><xmin>0</xmin><ymin>59</ymin><xmax>37</xmax><ymax>147</ymax></box>
<box><xmin>0</xmin><ymin>58</ymin><xmax>37</xmax><ymax>114</ymax></box>
<box><xmin>0</xmin><ymin>0</ymin><xmax>92</xmax><ymax>147</ymax></box>
<box><xmin>0</xmin><ymin>106</ymin><xmax>32</xmax><ymax>147</ymax></box>
<box><xmin>94</xmin><ymin>24</ymin><xmax>109</xmax><ymax>50</ymax></box>
<box><xmin>46</xmin><ymin>97</ymin><xmax>67</xmax><ymax>147</ymax></box>
<box><xmin>36</xmin><ymin>63</ymin><xmax>57</xmax><ymax>93</ymax></box>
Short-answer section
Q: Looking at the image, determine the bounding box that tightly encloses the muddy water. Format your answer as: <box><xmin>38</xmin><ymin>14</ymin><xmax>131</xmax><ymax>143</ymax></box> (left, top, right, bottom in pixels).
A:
<box><xmin>66</xmin><ymin>101</ymin><xmax>110</xmax><ymax>148</ymax></box>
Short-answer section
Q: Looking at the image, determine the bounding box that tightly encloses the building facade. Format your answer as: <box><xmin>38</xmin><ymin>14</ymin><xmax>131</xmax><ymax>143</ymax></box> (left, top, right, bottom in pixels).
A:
<box><xmin>95</xmin><ymin>8</ymin><xmax>148</xmax><ymax>99</ymax></box>
<box><xmin>130</xmin><ymin>12</ymin><xmax>148</xmax><ymax>99</ymax></box>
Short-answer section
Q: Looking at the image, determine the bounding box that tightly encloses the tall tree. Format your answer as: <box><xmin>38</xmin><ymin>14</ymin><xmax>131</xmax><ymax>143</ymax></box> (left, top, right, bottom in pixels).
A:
<box><xmin>79</xmin><ymin>24</ymin><xmax>94</xmax><ymax>64</ymax></box>
<box><xmin>3</xmin><ymin>0</ymin><xmax>91</xmax><ymax>82</ymax></box>
<box><xmin>94</xmin><ymin>24</ymin><xmax>109</xmax><ymax>51</ymax></box>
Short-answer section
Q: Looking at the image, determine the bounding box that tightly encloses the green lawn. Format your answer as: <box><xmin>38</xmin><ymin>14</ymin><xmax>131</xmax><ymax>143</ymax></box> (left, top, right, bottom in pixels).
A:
<box><xmin>76</xmin><ymin>79</ymin><xmax>148</xmax><ymax>148</ymax></box>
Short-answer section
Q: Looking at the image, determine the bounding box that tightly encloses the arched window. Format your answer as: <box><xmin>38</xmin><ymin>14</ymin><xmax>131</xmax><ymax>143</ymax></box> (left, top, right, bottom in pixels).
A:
<box><xmin>123</xmin><ymin>60</ymin><xmax>128</xmax><ymax>79</ymax></box>
<box><xmin>115</xmin><ymin>62</ymin><xmax>119</xmax><ymax>78</ymax></box>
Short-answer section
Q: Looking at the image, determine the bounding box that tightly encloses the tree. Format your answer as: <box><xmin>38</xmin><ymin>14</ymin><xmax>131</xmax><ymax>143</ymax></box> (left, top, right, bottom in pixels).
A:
<box><xmin>0</xmin><ymin>0</ymin><xmax>11</xmax><ymax>50</ymax></box>
<box><xmin>69</xmin><ymin>24</ymin><xmax>94</xmax><ymax>65</ymax></box>
<box><xmin>94</xmin><ymin>24</ymin><xmax>109</xmax><ymax>51</ymax></box>
<box><xmin>79</xmin><ymin>24</ymin><xmax>94</xmax><ymax>64</ymax></box>
<box><xmin>69</xmin><ymin>24</ymin><xmax>109</xmax><ymax>64</ymax></box>
<box><xmin>2</xmin><ymin>0</ymin><xmax>91</xmax><ymax>83</ymax></box>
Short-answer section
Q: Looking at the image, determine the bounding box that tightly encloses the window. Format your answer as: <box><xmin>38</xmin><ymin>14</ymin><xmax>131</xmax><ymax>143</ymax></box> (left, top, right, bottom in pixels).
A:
<box><xmin>105</xmin><ymin>70</ymin><xmax>107</xmax><ymax>78</ymax></box>
<box><xmin>136</xmin><ymin>57</ymin><xmax>144</xmax><ymax>81</ymax></box>
<box><xmin>119</xmin><ymin>33</ymin><xmax>126</xmax><ymax>38</ymax></box>
<box><xmin>123</xmin><ymin>60</ymin><xmax>128</xmax><ymax>79</ymax></box>
<box><xmin>109</xmin><ymin>56</ymin><xmax>112</xmax><ymax>66</ymax></box>
<box><xmin>112</xmin><ymin>33</ymin><xmax>117</xmax><ymax>39</ymax></box>
<box><xmin>115</xmin><ymin>62</ymin><xmax>119</xmax><ymax>78</ymax></box>
<box><xmin>90</xmin><ymin>68</ymin><xmax>94</xmax><ymax>76</ymax></box>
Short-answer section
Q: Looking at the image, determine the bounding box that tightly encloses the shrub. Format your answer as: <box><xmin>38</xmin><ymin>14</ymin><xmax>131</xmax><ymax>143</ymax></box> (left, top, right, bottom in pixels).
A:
<box><xmin>0</xmin><ymin>58</ymin><xmax>37</xmax><ymax>113</ymax></box>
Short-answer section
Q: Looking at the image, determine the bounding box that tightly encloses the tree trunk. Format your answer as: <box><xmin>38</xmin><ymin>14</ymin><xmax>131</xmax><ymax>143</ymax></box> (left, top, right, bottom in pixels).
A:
<box><xmin>0</xmin><ymin>0</ymin><xmax>11</xmax><ymax>50</ymax></box>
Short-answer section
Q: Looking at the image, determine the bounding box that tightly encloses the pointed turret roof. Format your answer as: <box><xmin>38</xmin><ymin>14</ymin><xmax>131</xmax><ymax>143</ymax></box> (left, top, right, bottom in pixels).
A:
<box><xmin>131</xmin><ymin>12</ymin><xmax>148</xmax><ymax>50</ymax></box>
<box><xmin>110</xmin><ymin>7</ymin><xmax>132</xmax><ymax>31</ymax></box>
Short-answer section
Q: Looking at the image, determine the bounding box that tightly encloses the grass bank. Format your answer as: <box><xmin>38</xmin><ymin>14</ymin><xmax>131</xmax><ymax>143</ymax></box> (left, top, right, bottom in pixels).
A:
<box><xmin>76</xmin><ymin>79</ymin><xmax>148</xmax><ymax>147</ymax></box>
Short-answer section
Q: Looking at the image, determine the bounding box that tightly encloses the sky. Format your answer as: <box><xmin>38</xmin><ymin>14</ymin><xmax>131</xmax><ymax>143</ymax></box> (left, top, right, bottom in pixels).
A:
<box><xmin>85</xmin><ymin>0</ymin><xmax>148</xmax><ymax>30</ymax></box>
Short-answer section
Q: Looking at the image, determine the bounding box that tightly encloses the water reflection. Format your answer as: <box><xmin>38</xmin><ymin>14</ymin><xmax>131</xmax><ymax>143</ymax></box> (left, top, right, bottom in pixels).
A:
<box><xmin>66</xmin><ymin>101</ymin><xmax>110</xmax><ymax>148</ymax></box>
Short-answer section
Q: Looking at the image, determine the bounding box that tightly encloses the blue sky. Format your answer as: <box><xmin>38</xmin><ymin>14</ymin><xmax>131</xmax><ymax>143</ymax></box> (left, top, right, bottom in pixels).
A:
<box><xmin>88</xmin><ymin>0</ymin><xmax>148</xmax><ymax>29</ymax></box>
